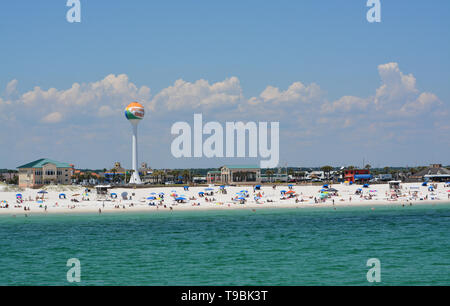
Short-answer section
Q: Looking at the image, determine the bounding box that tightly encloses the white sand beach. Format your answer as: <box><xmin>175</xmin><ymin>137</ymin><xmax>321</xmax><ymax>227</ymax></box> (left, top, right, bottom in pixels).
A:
<box><xmin>1</xmin><ymin>182</ymin><xmax>449</xmax><ymax>216</ymax></box>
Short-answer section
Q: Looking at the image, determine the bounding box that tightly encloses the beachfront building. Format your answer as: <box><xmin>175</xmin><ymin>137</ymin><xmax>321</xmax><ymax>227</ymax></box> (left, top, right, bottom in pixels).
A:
<box><xmin>220</xmin><ymin>165</ymin><xmax>261</xmax><ymax>184</ymax></box>
<box><xmin>411</xmin><ymin>164</ymin><xmax>450</xmax><ymax>182</ymax></box>
<box><xmin>344</xmin><ymin>169</ymin><xmax>372</xmax><ymax>183</ymax></box>
<box><xmin>17</xmin><ymin>158</ymin><xmax>72</xmax><ymax>188</ymax></box>
<box><xmin>206</xmin><ymin>171</ymin><xmax>222</xmax><ymax>184</ymax></box>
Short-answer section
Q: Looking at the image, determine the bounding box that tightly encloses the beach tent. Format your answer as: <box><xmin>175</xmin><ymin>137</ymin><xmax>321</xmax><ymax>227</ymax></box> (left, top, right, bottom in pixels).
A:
<box><xmin>199</xmin><ymin>192</ymin><xmax>205</xmax><ymax>195</ymax></box>
<box><xmin>422</xmin><ymin>182</ymin><xmax>428</xmax><ymax>186</ymax></box>
<box><xmin>110</xmin><ymin>193</ymin><xmax>117</xmax><ymax>199</ymax></box>
<box><xmin>323</xmin><ymin>184</ymin><xmax>329</xmax><ymax>188</ymax></box>
<box><xmin>363</xmin><ymin>184</ymin><xmax>370</xmax><ymax>188</ymax></box>
<box><xmin>59</xmin><ymin>193</ymin><xmax>66</xmax><ymax>199</ymax></box>
<box><xmin>280</xmin><ymin>190</ymin><xmax>287</xmax><ymax>194</ymax></box>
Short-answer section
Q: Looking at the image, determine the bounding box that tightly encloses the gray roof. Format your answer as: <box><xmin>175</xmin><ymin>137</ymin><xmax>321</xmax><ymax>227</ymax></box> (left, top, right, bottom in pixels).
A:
<box><xmin>413</xmin><ymin>167</ymin><xmax>450</xmax><ymax>177</ymax></box>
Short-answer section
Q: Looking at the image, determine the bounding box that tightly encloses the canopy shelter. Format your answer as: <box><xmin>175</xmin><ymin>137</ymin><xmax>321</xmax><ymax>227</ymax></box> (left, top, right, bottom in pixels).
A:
<box><xmin>59</xmin><ymin>193</ymin><xmax>66</xmax><ymax>199</ymax></box>
<box><xmin>389</xmin><ymin>181</ymin><xmax>401</xmax><ymax>189</ymax></box>
<box><xmin>95</xmin><ymin>185</ymin><xmax>112</xmax><ymax>200</ymax></box>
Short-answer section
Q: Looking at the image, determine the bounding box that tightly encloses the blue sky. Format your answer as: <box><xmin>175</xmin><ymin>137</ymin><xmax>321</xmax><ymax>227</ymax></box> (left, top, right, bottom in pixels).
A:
<box><xmin>0</xmin><ymin>1</ymin><xmax>449</xmax><ymax>169</ymax></box>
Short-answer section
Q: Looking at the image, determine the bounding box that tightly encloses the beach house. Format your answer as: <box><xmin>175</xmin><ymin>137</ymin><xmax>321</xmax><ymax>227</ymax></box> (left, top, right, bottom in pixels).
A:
<box><xmin>212</xmin><ymin>165</ymin><xmax>261</xmax><ymax>185</ymax></box>
<box><xmin>411</xmin><ymin>164</ymin><xmax>450</xmax><ymax>182</ymax></box>
<box><xmin>17</xmin><ymin>158</ymin><xmax>73</xmax><ymax>188</ymax></box>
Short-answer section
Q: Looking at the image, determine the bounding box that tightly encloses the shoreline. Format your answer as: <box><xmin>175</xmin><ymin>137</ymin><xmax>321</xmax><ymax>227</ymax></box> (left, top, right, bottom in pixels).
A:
<box><xmin>1</xmin><ymin>182</ymin><xmax>449</xmax><ymax>217</ymax></box>
<box><xmin>1</xmin><ymin>200</ymin><xmax>449</xmax><ymax>217</ymax></box>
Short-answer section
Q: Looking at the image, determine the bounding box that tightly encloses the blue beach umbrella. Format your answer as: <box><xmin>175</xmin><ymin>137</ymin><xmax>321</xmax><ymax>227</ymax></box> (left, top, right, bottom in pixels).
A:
<box><xmin>175</xmin><ymin>197</ymin><xmax>187</xmax><ymax>201</ymax></box>
<box><xmin>238</xmin><ymin>197</ymin><xmax>246</xmax><ymax>200</ymax></box>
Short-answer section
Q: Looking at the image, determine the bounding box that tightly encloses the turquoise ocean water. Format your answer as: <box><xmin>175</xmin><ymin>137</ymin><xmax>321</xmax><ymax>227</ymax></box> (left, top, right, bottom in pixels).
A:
<box><xmin>0</xmin><ymin>204</ymin><xmax>449</xmax><ymax>286</ymax></box>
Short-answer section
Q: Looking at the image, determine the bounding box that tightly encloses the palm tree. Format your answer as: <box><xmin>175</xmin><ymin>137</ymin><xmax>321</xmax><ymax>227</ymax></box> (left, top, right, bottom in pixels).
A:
<box><xmin>266</xmin><ymin>170</ymin><xmax>274</xmax><ymax>183</ymax></box>
<box><xmin>182</xmin><ymin>170</ymin><xmax>191</xmax><ymax>184</ymax></box>
<box><xmin>365</xmin><ymin>164</ymin><xmax>372</xmax><ymax>170</ymax></box>
<box><xmin>321</xmin><ymin>166</ymin><xmax>333</xmax><ymax>182</ymax></box>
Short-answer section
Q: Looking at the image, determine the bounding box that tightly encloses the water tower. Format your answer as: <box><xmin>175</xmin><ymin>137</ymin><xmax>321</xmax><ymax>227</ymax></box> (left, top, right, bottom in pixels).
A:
<box><xmin>125</xmin><ymin>102</ymin><xmax>145</xmax><ymax>184</ymax></box>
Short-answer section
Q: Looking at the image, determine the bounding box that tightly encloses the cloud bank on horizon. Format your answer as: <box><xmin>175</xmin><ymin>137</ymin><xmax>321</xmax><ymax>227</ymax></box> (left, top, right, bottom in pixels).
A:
<box><xmin>1</xmin><ymin>63</ymin><xmax>448</xmax><ymax>169</ymax></box>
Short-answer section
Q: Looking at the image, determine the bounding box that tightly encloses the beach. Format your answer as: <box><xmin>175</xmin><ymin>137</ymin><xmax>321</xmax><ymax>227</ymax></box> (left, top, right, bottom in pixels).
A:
<box><xmin>1</xmin><ymin>182</ymin><xmax>449</xmax><ymax>216</ymax></box>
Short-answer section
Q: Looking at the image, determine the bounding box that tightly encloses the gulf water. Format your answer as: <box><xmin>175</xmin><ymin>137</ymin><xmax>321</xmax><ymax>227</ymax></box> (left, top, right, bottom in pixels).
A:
<box><xmin>0</xmin><ymin>204</ymin><xmax>449</xmax><ymax>285</ymax></box>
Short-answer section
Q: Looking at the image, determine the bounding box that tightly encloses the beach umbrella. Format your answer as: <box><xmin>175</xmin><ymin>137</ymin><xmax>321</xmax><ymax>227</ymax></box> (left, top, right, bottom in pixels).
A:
<box><xmin>147</xmin><ymin>197</ymin><xmax>156</xmax><ymax>200</ymax></box>
<box><xmin>38</xmin><ymin>190</ymin><xmax>48</xmax><ymax>194</ymax></box>
<box><xmin>286</xmin><ymin>190</ymin><xmax>295</xmax><ymax>194</ymax></box>
<box><xmin>220</xmin><ymin>185</ymin><xmax>225</xmax><ymax>189</ymax></box>
<box><xmin>280</xmin><ymin>190</ymin><xmax>287</xmax><ymax>193</ymax></box>
<box><xmin>422</xmin><ymin>182</ymin><xmax>428</xmax><ymax>186</ymax></box>
<box><xmin>322</xmin><ymin>184</ymin><xmax>329</xmax><ymax>188</ymax></box>
<box><xmin>363</xmin><ymin>184</ymin><xmax>370</xmax><ymax>188</ymax></box>
<box><xmin>150</xmin><ymin>192</ymin><xmax>156</xmax><ymax>195</ymax></box>
<box><xmin>159</xmin><ymin>192</ymin><xmax>165</xmax><ymax>195</ymax></box>
<box><xmin>175</xmin><ymin>197</ymin><xmax>187</xmax><ymax>201</ymax></box>
<box><xmin>238</xmin><ymin>197</ymin><xmax>246</xmax><ymax>200</ymax></box>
